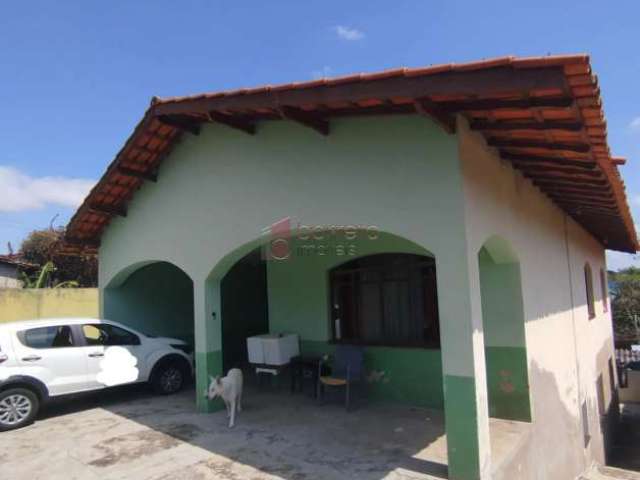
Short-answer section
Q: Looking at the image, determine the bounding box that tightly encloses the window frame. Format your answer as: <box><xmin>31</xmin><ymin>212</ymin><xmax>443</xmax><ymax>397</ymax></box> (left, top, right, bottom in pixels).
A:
<box><xmin>17</xmin><ymin>324</ymin><xmax>77</xmax><ymax>350</ymax></box>
<box><xmin>328</xmin><ymin>253</ymin><xmax>441</xmax><ymax>349</ymax></box>
<box><xmin>79</xmin><ymin>323</ymin><xmax>141</xmax><ymax>347</ymax></box>
<box><xmin>584</xmin><ymin>263</ymin><xmax>595</xmax><ymax>320</ymax></box>
<box><xmin>599</xmin><ymin>268</ymin><xmax>608</xmax><ymax>313</ymax></box>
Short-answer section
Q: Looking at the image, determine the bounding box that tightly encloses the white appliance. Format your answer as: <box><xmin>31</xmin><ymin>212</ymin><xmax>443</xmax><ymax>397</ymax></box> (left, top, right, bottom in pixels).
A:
<box><xmin>247</xmin><ymin>333</ymin><xmax>299</xmax><ymax>366</ymax></box>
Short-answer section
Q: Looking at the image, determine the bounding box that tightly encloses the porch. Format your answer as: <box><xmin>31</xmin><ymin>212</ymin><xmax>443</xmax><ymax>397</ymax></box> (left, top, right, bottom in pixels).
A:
<box><xmin>0</xmin><ymin>385</ymin><xmax>531</xmax><ymax>480</ymax></box>
<box><xmin>102</xmin><ymin>228</ymin><xmax>533</xmax><ymax>479</ymax></box>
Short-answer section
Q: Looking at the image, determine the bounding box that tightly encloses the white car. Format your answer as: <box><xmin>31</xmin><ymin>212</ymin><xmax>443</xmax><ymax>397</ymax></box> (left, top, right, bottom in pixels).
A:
<box><xmin>0</xmin><ymin>318</ymin><xmax>193</xmax><ymax>431</ymax></box>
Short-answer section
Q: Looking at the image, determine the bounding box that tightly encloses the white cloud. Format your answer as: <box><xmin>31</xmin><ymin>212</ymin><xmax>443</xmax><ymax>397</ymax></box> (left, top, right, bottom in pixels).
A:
<box><xmin>0</xmin><ymin>166</ymin><xmax>95</xmax><ymax>212</ymax></box>
<box><xmin>311</xmin><ymin>65</ymin><xmax>333</xmax><ymax>79</ymax></box>
<box><xmin>629</xmin><ymin>117</ymin><xmax>640</xmax><ymax>131</ymax></box>
<box><xmin>631</xmin><ymin>194</ymin><xmax>640</xmax><ymax>208</ymax></box>
<box><xmin>334</xmin><ymin>25</ymin><xmax>364</xmax><ymax>41</ymax></box>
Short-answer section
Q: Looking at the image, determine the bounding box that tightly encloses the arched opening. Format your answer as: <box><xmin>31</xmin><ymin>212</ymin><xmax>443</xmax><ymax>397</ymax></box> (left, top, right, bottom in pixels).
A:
<box><xmin>207</xmin><ymin>229</ymin><xmax>445</xmax><ymax>408</ymax></box>
<box><xmin>103</xmin><ymin>261</ymin><xmax>195</xmax><ymax>347</ymax></box>
<box><xmin>220</xmin><ymin>248</ymin><xmax>269</xmax><ymax>371</ymax></box>
<box><xmin>478</xmin><ymin>235</ymin><xmax>531</xmax><ymax>422</ymax></box>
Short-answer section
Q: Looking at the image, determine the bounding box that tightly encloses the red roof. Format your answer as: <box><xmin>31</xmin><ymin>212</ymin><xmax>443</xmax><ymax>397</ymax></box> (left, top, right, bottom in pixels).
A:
<box><xmin>64</xmin><ymin>54</ymin><xmax>638</xmax><ymax>253</ymax></box>
<box><xmin>0</xmin><ymin>255</ymin><xmax>36</xmax><ymax>269</ymax></box>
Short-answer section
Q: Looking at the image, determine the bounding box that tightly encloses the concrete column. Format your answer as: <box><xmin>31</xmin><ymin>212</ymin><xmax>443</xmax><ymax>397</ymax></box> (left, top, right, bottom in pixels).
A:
<box><xmin>437</xmin><ymin>253</ymin><xmax>492</xmax><ymax>480</ymax></box>
<box><xmin>194</xmin><ymin>277</ymin><xmax>224</xmax><ymax>413</ymax></box>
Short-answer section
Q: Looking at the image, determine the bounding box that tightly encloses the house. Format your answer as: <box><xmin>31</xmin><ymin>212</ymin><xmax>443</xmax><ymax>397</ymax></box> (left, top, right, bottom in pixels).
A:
<box><xmin>64</xmin><ymin>55</ymin><xmax>637</xmax><ymax>480</ymax></box>
<box><xmin>0</xmin><ymin>255</ymin><xmax>33</xmax><ymax>288</ymax></box>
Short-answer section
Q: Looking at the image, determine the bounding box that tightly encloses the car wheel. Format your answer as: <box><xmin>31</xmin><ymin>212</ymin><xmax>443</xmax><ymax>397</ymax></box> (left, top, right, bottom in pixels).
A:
<box><xmin>152</xmin><ymin>362</ymin><xmax>186</xmax><ymax>395</ymax></box>
<box><xmin>0</xmin><ymin>388</ymin><xmax>39</xmax><ymax>432</ymax></box>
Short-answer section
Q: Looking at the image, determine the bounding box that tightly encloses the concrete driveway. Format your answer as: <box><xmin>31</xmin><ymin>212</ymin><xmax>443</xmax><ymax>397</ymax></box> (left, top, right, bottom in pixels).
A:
<box><xmin>0</xmin><ymin>383</ymin><xmax>538</xmax><ymax>480</ymax></box>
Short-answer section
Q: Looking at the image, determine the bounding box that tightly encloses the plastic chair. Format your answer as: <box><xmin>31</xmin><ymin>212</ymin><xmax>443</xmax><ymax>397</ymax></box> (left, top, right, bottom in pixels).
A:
<box><xmin>317</xmin><ymin>345</ymin><xmax>364</xmax><ymax>410</ymax></box>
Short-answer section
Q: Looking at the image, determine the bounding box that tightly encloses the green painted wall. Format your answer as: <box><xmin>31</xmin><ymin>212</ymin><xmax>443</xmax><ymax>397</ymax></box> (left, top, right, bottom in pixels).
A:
<box><xmin>485</xmin><ymin>346</ymin><xmax>531</xmax><ymax>421</ymax></box>
<box><xmin>103</xmin><ymin>262</ymin><xmax>195</xmax><ymax>345</ymax></box>
<box><xmin>478</xmin><ymin>248</ymin><xmax>531</xmax><ymax>422</ymax></box>
<box><xmin>196</xmin><ymin>350</ymin><xmax>223</xmax><ymax>412</ymax></box>
<box><xmin>266</xmin><ymin>233</ymin><xmax>444</xmax><ymax>408</ymax></box>
<box><xmin>443</xmin><ymin>374</ymin><xmax>481</xmax><ymax>480</ymax></box>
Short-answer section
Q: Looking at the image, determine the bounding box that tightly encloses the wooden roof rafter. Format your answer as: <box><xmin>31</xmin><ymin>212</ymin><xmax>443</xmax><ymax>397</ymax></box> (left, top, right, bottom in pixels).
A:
<box><xmin>61</xmin><ymin>54</ymin><xmax>638</xmax><ymax>255</ymax></box>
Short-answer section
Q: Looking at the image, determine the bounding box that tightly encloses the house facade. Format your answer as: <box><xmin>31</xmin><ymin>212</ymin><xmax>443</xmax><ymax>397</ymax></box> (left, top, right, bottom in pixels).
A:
<box><xmin>65</xmin><ymin>55</ymin><xmax>637</xmax><ymax>480</ymax></box>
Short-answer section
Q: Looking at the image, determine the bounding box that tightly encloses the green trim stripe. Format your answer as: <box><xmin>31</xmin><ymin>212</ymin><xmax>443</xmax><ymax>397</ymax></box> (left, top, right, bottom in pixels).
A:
<box><xmin>195</xmin><ymin>350</ymin><xmax>224</xmax><ymax>413</ymax></box>
<box><xmin>443</xmin><ymin>374</ymin><xmax>480</xmax><ymax>480</ymax></box>
<box><xmin>485</xmin><ymin>346</ymin><xmax>531</xmax><ymax>422</ymax></box>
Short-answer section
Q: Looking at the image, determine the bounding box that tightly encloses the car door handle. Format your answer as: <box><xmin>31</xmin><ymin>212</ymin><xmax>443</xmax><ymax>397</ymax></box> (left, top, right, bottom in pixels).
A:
<box><xmin>22</xmin><ymin>355</ymin><xmax>42</xmax><ymax>362</ymax></box>
<box><xmin>88</xmin><ymin>352</ymin><xmax>104</xmax><ymax>358</ymax></box>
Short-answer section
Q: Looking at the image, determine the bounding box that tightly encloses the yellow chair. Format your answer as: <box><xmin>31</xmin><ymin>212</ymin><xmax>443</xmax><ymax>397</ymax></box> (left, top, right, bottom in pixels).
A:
<box><xmin>317</xmin><ymin>345</ymin><xmax>364</xmax><ymax>411</ymax></box>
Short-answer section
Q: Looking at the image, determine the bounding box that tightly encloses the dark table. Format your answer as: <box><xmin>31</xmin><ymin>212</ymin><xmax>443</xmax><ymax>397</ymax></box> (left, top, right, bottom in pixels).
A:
<box><xmin>290</xmin><ymin>354</ymin><xmax>327</xmax><ymax>398</ymax></box>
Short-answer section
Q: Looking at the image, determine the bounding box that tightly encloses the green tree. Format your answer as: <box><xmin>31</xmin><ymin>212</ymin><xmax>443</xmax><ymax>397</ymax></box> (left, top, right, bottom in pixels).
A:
<box><xmin>611</xmin><ymin>272</ymin><xmax>640</xmax><ymax>340</ymax></box>
<box><xmin>20</xmin><ymin>261</ymin><xmax>79</xmax><ymax>289</ymax></box>
<box><xmin>18</xmin><ymin>228</ymin><xmax>97</xmax><ymax>288</ymax></box>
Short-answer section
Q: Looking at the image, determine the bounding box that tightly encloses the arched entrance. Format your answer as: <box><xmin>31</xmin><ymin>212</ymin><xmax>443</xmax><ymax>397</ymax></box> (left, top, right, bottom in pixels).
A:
<box><xmin>103</xmin><ymin>261</ymin><xmax>195</xmax><ymax>347</ymax></box>
<box><xmin>203</xmin><ymin>229</ymin><xmax>445</xmax><ymax>408</ymax></box>
<box><xmin>478</xmin><ymin>235</ymin><xmax>532</xmax><ymax>422</ymax></box>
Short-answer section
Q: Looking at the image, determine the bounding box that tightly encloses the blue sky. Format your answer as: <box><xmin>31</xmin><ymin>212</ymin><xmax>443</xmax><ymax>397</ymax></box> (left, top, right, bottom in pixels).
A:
<box><xmin>1</xmin><ymin>1</ymin><xmax>638</xmax><ymax>269</ymax></box>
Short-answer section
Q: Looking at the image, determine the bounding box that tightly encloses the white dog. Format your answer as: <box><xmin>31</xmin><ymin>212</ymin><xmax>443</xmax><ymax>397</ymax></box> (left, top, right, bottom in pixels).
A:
<box><xmin>205</xmin><ymin>368</ymin><xmax>243</xmax><ymax>427</ymax></box>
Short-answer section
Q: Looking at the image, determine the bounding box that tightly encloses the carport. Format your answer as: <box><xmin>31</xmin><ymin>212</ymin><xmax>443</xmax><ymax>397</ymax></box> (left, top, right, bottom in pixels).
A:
<box><xmin>103</xmin><ymin>261</ymin><xmax>195</xmax><ymax>347</ymax></box>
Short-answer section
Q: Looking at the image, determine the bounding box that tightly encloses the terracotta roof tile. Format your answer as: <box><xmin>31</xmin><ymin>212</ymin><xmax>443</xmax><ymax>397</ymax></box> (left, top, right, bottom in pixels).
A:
<box><xmin>64</xmin><ymin>54</ymin><xmax>638</xmax><ymax>255</ymax></box>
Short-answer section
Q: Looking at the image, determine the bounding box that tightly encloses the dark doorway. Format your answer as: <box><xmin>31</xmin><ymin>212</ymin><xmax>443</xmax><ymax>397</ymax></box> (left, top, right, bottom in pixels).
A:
<box><xmin>221</xmin><ymin>248</ymin><xmax>269</xmax><ymax>372</ymax></box>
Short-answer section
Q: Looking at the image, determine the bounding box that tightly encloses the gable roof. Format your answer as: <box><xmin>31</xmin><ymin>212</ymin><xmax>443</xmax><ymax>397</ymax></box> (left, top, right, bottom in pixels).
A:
<box><xmin>64</xmin><ymin>54</ymin><xmax>638</xmax><ymax>254</ymax></box>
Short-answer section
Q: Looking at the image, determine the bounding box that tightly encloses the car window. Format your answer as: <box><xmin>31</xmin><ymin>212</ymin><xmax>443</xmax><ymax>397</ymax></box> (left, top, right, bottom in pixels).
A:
<box><xmin>20</xmin><ymin>325</ymin><xmax>74</xmax><ymax>349</ymax></box>
<box><xmin>82</xmin><ymin>324</ymin><xmax>139</xmax><ymax>346</ymax></box>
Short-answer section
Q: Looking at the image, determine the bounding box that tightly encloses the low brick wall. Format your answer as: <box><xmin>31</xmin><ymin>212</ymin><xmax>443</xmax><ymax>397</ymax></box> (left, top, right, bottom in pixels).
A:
<box><xmin>0</xmin><ymin>288</ymin><xmax>98</xmax><ymax>323</ymax></box>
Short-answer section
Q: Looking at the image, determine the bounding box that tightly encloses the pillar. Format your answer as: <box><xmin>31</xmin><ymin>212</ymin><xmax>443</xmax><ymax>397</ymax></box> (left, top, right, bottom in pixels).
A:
<box><xmin>194</xmin><ymin>277</ymin><xmax>224</xmax><ymax>412</ymax></box>
<box><xmin>437</xmin><ymin>251</ymin><xmax>492</xmax><ymax>480</ymax></box>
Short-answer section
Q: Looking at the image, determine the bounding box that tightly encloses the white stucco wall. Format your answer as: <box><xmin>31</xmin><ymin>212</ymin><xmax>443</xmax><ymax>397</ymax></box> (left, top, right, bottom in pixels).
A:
<box><xmin>99</xmin><ymin>116</ymin><xmax>480</xmax><ymax>373</ymax></box>
<box><xmin>459</xmin><ymin>119</ymin><xmax>616</xmax><ymax>479</ymax></box>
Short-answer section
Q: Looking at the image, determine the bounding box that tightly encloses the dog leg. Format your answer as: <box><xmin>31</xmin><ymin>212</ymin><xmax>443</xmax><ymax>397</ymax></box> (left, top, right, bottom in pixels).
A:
<box><xmin>229</xmin><ymin>399</ymin><xmax>236</xmax><ymax>428</ymax></box>
<box><xmin>224</xmin><ymin>400</ymin><xmax>230</xmax><ymax>418</ymax></box>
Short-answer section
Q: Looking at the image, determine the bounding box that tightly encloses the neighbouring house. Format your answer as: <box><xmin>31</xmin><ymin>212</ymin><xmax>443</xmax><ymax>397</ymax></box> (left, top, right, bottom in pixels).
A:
<box><xmin>64</xmin><ymin>55</ymin><xmax>637</xmax><ymax>480</ymax></box>
<box><xmin>0</xmin><ymin>255</ymin><xmax>35</xmax><ymax>288</ymax></box>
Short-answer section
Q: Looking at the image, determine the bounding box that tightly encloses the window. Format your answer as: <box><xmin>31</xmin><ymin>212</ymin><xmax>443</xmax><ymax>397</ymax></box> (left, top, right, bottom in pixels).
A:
<box><xmin>584</xmin><ymin>263</ymin><xmax>595</xmax><ymax>319</ymax></box>
<box><xmin>600</xmin><ymin>268</ymin><xmax>608</xmax><ymax>313</ymax></box>
<box><xmin>329</xmin><ymin>253</ymin><xmax>440</xmax><ymax>348</ymax></box>
<box><xmin>82</xmin><ymin>324</ymin><xmax>140</xmax><ymax>346</ymax></box>
<box><xmin>20</xmin><ymin>325</ymin><xmax>74</xmax><ymax>349</ymax></box>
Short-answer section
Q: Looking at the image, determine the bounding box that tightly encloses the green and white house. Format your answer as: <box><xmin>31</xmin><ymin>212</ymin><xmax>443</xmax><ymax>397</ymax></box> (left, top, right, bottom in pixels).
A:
<box><xmin>66</xmin><ymin>55</ymin><xmax>637</xmax><ymax>479</ymax></box>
